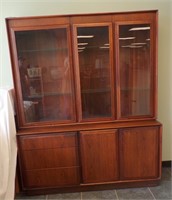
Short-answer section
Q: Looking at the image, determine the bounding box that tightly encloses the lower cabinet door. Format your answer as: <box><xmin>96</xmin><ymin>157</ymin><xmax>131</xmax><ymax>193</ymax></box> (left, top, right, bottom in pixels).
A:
<box><xmin>80</xmin><ymin>129</ymin><xmax>119</xmax><ymax>184</ymax></box>
<box><xmin>119</xmin><ymin>126</ymin><xmax>161</xmax><ymax>180</ymax></box>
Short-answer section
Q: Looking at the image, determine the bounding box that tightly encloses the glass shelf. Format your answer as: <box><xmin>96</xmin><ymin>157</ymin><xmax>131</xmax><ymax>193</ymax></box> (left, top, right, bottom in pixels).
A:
<box><xmin>18</xmin><ymin>48</ymin><xmax>68</xmax><ymax>53</ymax></box>
<box><xmin>81</xmin><ymin>88</ymin><xmax>110</xmax><ymax>94</ymax></box>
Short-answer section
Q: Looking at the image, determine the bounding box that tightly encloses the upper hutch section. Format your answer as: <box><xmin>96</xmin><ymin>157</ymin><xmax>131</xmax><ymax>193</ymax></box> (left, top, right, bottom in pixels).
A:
<box><xmin>6</xmin><ymin>10</ymin><xmax>158</xmax><ymax>128</ymax></box>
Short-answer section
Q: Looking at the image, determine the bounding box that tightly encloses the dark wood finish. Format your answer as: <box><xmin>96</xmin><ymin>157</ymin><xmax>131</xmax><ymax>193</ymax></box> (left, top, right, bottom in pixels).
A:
<box><xmin>119</xmin><ymin>126</ymin><xmax>160</xmax><ymax>179</ymax></box>
<box><xmin>80</xmin><ymin>129</ymin><xmax>119</xmax><ymax>183</ymax></box>
<box><xmin>112</xmin><ymin>11</ymin><xmax>157</xmax><ymax>22</ymax></box>
<box><xmin>23</xmin><ymin>178</ymin><xmax>161</xmax><ymax>196</ymax></box>
<box><xmin>18</xmin><ymin>132</ymin><xmax>80</xmax><ymax>188</ymax></box>
<box><xmin>6</xmin><ymin>10</ymin><xmax>161</xmax><ymax>195</ymax></box>
<box><xmin>19</xmin><ymin>132</ymin><xmax>78</xmax><ymax>150</ymax></box>
<box><xmin>21</xmin><ymin>147</ymin><xmax>79</xmax><ymax>170</ymax></box>
<box><xmin>15</xmin><ymin>172</ymin><xmax>20</xmax><ymax>195</ymax></box>
<box><xmin>23</xmin><ymin>167</ymin><xmax>80</xmax><ymax>188</ymax></box>
<box><xmin>16</xmin><ymin>120</ymin><xmax>161</xmax><ymax>135</ymax></box>
<box><xmin>7</xmin><ymin>16</ymin><xmax>70</xmax><ymax>28</ymax></box>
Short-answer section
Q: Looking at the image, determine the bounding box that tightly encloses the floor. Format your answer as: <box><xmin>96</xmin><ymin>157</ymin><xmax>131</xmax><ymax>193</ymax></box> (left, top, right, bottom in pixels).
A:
<box><xmin>15</xmin><ymin>167</ymin><xmax>172</xmax><ymax>200</ymax></box>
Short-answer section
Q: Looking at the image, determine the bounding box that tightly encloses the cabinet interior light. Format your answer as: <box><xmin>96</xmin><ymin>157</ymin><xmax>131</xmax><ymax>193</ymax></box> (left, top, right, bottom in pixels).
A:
<box><xmin>131</xmin><ymin>43</ymin><xmax>147</xmax><ymax>45</ymax></box>
<box><xmin>99</xmin><ymin>46</ymin><xmax>110</xmax><ymax>49</ymax></box>
<box><xmin>78</xmin><ymin>43</ymin><xmax>88</xmax><ymax>45</ymax></box>
<box><xmin>77</xmin><ymin>35</ymin><xmax>94</xmax><ymax>38</ymax></box>
<box><xmin>129</xmin><ymin>27</ymin><xmax>150</xmax><ymax>31</ymax></box>
<box><xmin>78</xmin><ymin>47</ymin><xmax>86</xmax><ymax>50</ymax></box>
<box><xmin>121</xmin><ymin>45</ymin><xmax>142</xmax><ymax>48</ymax></box>
<box><xmin>119</xmin><ymin>37</ymin><xmax>135</xmax><ymax>40</ymax></box>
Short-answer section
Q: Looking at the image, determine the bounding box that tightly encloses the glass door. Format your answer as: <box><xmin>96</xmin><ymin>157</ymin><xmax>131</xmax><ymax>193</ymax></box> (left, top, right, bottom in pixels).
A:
<box><xmin>117</xmin><ymin>23</ymin><xmax>153</xmax><ymax>119</ymax></box>
<box><xmin>15</xmin><ymin>27</ymin><xmax>76</xmax><ymax>123</ymax></box>
<box><xmin>74</xmin><ymin>24</ymin><xmax>114</xmax><ymax>121</ymax></box>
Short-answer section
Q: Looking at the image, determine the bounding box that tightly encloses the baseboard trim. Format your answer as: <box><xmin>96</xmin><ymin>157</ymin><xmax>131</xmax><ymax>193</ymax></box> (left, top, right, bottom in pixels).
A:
<box><xmin>162</xmin><ymin>161</ymin><xmax>172</xmax><ymax>167</ymax></box>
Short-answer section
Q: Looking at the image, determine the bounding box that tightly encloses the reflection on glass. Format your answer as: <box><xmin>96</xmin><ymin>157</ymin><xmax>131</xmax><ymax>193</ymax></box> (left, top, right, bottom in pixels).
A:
<box><xmin>15</xmin><ymin>28</ymin><xmax>74</xmax><ymax>123</ymax></box>
<box><xmin>77</xmin><ymin>26</ymin><xmax>112</xmax><ymax>119</ymax></box>
<box><xmin>119</xmin><ymin>24</ymin><xmax>151</xmax><ymax>117</ymax></box>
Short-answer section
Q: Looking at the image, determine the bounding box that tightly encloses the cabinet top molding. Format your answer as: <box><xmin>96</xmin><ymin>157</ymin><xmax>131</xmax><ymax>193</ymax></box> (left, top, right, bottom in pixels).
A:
<box><xmin>6</xmin><ymin>10</ymin><xmax>158</xmax><ymax>20</ymax></box>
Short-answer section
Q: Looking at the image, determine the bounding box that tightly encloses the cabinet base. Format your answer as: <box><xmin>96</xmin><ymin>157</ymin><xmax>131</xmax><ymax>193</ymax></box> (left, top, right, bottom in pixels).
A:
<box><xmin>23</xmin><ymin>178</ymin><xmax>161</xmax><ymax>196</ymax></box>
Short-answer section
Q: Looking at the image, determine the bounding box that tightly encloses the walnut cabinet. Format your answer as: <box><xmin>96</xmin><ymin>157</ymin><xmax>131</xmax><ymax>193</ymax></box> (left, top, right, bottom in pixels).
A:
<box><xmin>6</xmin><ymin>10</ymin><xmax>162</xmax><ymax>195</ymax></box>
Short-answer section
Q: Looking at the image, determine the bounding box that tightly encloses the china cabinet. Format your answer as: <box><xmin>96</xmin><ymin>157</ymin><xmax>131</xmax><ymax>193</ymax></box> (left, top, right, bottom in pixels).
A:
<box><xmin>6</xmin><ymin>10</ymin><xmax>162</xmax><ymax>195</ymax></box>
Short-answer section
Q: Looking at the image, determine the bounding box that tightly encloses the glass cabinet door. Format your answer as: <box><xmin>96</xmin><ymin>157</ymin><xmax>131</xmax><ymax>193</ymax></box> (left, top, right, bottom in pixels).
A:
<box><xmin>75</xmin><ymin>25</ymin><xmax>113</xmax><ymax>120</ymax></box>
<box><xmin>15</xmin><ymin>27</ymin><xmax>75</xmax><ymax>123</ymax></box>
<box><xmin>118</xmin><ymin>24</ymin><xmax>153</xmax><ymax>118</ymax></box>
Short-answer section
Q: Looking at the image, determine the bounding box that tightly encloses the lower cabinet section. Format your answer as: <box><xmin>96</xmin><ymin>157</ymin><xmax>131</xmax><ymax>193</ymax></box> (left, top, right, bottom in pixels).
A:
<box><xmin>17</xmin><ymin>124</ymin><xmax>162</xmax><ymax>193</ymax></box>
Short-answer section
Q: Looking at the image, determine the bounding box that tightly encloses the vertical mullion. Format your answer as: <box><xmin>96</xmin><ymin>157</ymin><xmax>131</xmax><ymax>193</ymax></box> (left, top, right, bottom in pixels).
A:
<box><xmin>115</xmin><ymin>23</ymin><xmax>121</xmax><ymax>120</ymax></box>
<box><xmin>72</xmin><ymin>24</ymin><xmax>83</xmax><ymax>122</ymax></box>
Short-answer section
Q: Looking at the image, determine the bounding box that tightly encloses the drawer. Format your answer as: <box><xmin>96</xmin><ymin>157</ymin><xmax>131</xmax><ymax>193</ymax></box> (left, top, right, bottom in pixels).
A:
<box><xmin>23</xmin><ymin>167</ymin><xmax>80</xmax><ymax>188</ymax></box>
<box><xmin>21</xmin><ymin>147</ymin><xmax>79</xmax><ymax>170</ymax></box>
<box><xmin>19</xmin><ymin>132</ymin><xmax>78</xmax><ymax>150</ymax></box>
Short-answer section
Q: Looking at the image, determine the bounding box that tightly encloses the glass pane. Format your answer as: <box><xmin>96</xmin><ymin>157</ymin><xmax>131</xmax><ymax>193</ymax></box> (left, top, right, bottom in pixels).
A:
<box><xmin>15</xmin><ymin>28</ymin><xmax>75</xmax><ymax>123</ymax></box>
<box><xmin>119</xmin><ymin>24</ymin><xmax>151</xmax><ymax>117</ymax></box>
<box><xmin>77</xmin><ymin>26</ymin><xmax>112</xmax><ymax>119</ymax></box>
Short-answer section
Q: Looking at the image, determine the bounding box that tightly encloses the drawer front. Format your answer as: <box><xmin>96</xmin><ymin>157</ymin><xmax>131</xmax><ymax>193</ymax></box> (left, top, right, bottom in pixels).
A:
<box><xmin>19</xmin><ymin>132</ymin><xmax>77</xmax><ymax>150</ymax></box>
<box><xmin>21</xmin><ymin>147</ymin><xmax>79</xmax><ymax>170</ymax></box>
<box><xmin>18</xmin><ymin>132</ymin><xmax>80</xmax><ymax>188</ymax></box>
<box><xmin>23</xmin><ymin>167</ymin><xmax>80</xmax><ymax>188</ymax></box>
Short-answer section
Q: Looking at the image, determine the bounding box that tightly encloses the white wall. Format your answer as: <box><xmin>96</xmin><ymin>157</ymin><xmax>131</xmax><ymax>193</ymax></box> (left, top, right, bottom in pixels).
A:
<box><xmin>0</xmin><ymin>0</ymin><xmax>171</xmax><ymax>160</ymax></box>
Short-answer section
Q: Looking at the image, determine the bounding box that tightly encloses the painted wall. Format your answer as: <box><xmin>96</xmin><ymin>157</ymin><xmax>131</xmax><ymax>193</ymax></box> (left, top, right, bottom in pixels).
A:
<box><xmin>0</xmin><ymin>0</ymin><xmax>171</xmax><ymax>160</ymax></box>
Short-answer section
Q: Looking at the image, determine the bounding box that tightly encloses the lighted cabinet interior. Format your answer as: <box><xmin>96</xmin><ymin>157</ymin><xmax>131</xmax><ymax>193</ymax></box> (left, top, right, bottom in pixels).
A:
<box><xmin>6</xmin><ymin>10</ymin><xmax>161</xmax><ymax>195</ymax></box>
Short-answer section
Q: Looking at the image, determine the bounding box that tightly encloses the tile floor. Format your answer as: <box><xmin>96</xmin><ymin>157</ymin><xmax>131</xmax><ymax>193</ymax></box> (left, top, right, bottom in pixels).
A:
<box><xmin>15</xmin><ymin>167</ymin><xmax>172</xmax><ymax>200</ymax></box>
